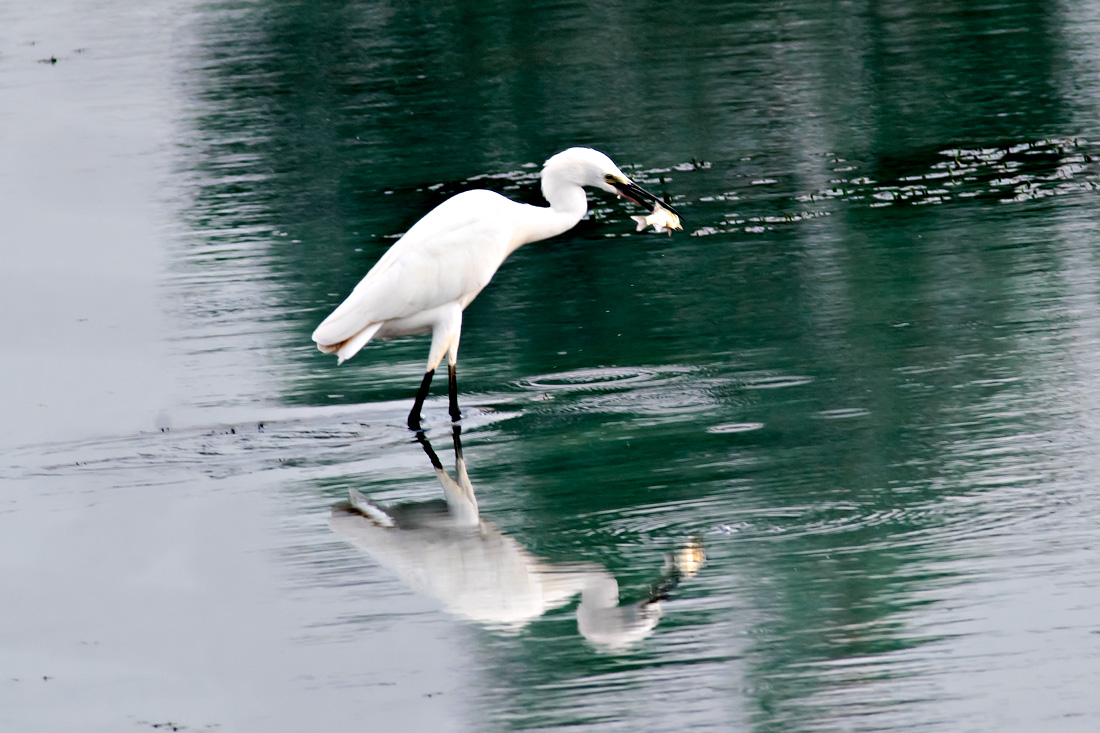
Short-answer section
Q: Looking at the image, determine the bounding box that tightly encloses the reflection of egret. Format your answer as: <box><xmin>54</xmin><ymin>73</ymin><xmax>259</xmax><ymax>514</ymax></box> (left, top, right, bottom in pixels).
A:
<box><xmin>329</xmin><ymin>427</ymin><xmax>702</xmax><ymax>648</ymax></box>
<box><xmin>312</xmin><ymin>148</ymin><xmax>682</xmax><ymax>430</ymax></box>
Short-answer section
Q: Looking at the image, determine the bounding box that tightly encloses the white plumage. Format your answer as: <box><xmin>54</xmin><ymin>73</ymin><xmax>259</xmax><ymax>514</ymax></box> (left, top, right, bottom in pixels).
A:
<box><xmin>312</xmin><ymin>147</ymin><xmax>680</xmax><ymax>430</ymax></box>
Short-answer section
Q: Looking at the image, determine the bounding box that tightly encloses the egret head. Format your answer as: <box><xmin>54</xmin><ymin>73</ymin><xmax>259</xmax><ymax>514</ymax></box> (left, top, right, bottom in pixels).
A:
<box><xmin>541</xmin><ymin>147</ymin><xmax>682</xmax><ymax>217</ymax></box>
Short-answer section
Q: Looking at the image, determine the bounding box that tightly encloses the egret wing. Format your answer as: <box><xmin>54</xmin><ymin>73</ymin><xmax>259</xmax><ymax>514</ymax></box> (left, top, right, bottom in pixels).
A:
<box><xmin>312</xmin><ymin>191</ymin><xmax>514</xmax><ymax>347</ymax></box>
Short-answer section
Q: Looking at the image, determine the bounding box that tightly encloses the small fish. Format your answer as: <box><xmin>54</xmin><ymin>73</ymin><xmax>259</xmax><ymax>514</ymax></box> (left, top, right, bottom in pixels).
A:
<box><xmin>631</xmin><ymin>201</ymin><xmax>682</xmax><ymax>235</ymax></box>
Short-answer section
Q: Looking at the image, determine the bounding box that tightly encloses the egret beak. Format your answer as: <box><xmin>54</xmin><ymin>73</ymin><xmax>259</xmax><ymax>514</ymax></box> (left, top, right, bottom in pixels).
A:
<box><xmin>609</xmin><ymin>176</ymin><xmax>683</xmax><ymax>219</ymax></box>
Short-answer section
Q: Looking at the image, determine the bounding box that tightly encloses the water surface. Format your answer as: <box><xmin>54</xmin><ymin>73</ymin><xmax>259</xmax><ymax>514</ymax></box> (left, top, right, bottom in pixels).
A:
<box><xmin>3</xmin><ymin>1</ymin><xmax>1100</xmax><ymax>731</ymax></box>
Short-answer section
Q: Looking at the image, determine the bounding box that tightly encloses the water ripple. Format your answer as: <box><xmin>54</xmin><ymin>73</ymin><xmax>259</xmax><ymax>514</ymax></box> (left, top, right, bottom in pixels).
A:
<box><xmin>517</xmin><ymin>365</ymin><xmax>692</xmax><ymax>392</ymax></box>
<box><xmin>2</xmin><ymin>404</ymin><xmax>511</xmax><ymax>487</ymax></box>
<box><xmin>692</xmin><ymin>137</ymin><xmax>1100</xmax><ymax>237</ymax></box>
<box><xmin>515</xmin><ymin>365</ymin><xmax>718</xmax><ymax>423</ymax></box>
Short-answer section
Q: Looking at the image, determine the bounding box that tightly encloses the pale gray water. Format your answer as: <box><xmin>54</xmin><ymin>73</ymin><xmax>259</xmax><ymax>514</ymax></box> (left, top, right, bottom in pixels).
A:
<box><xmin>4</xmin><ymin>1</ymin><xmax>1100</xmax><ymax>731</ymax></box>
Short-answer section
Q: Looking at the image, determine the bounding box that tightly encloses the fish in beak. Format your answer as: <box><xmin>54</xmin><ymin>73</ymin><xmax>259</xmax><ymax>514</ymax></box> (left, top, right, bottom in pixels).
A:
<box><xmin>607</xmin><ymin>174</ymin><xmax>684</xmax><ymax>221</ymax></box>
<box><xmin>631</xmin><ymin>201</ymin><xmax>682</xmax><ymax>235</ymax></box>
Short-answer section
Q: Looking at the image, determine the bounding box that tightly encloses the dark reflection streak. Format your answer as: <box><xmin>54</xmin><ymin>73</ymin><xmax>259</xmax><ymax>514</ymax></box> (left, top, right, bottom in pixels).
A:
<box><xmin>330</xmin><ymin>426</ymin><xmax>704</xmax><ymax>649</ymax></box>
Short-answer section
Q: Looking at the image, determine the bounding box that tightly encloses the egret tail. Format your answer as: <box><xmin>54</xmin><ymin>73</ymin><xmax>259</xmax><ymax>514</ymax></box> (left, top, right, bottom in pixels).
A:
<box><xmin>314</xmin><ymin>321</ymin><xmax>382</xmax><ymax>365</ymax></box>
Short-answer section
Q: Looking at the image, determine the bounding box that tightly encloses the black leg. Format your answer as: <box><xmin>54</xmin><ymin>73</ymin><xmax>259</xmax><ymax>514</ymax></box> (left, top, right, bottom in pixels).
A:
<box><xmin>448</xmin><ymin>362</ymin><xmax>461</xmax><ymax>423</ymax></box>
<box><xmin>450</xmin><ymin>423</ymin><xmax>462</xmax><ymax>461</ymax></box>
<box><xmin>408</xmin><ymin>370</ymin><xmax>435</xmax><ymax>431</ymax></box>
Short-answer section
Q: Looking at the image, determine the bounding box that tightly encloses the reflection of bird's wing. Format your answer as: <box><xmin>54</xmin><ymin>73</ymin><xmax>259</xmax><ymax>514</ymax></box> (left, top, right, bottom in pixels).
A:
<box><xmin>347</xmin><ymin>487</ymin><xmax>396</xmax><ymax>527</ymax></box>
<box><xmin>330</xmin><ymin>502</ymin><xmax>553</xmax><ymax>626</ymax></box>
<box><xmin>312</xmin><ymin>190</ymin><xmax>515</xmax><ymax>347</ymax></box>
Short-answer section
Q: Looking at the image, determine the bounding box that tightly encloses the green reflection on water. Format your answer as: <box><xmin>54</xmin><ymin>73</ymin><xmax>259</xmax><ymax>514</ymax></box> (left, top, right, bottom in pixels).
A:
<box><xmin>174</xmin><ymin>0</ymin><xmax>1100</xmax><ymax>729</ymax></box>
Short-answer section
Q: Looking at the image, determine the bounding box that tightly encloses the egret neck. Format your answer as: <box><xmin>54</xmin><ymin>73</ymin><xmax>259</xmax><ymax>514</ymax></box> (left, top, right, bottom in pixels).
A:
<box><xmin>507</xmin><ymin>182</ymin><xmax>588</xmax><ymax>255</ymax></box>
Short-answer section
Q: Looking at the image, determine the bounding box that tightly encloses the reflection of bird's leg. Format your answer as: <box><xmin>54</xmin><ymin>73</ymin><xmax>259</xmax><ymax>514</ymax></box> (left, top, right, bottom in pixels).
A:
<box><xmin>647</xmin><ymin>537</ymin><xmax>706</xmax><ymax>603</ymax></box>
<box><xmin>445</xmin><ymin>424</ymin><xmax>479</xmax><ymax>524</ymax></box>
<box><xmin>415</xmin><ymin>429</ymin><xmax>443</xmax><ymax>469</ymax></box>
<box><xmin>646</xmin><ymin>565</ymin><xmax>683</xmax><ymax>604</ymax></box>
<box><xmin>450</xmin><ymin>423</ymin><xmax>463</xmax><ymax>460</ymax></box>
<box><xmin>408</xmin><ymin>370</ymin><xmax>435</xmax><ymax>431</ymax></box>
<box><xmin>448</xmin><ymin>363</ymin><xmax>461</xmax><ymax>422</ymax></box>
<box><xmin>414</xmin><ymin>423</ymin><xmax>479</xmax><ymax>525</ymax></box>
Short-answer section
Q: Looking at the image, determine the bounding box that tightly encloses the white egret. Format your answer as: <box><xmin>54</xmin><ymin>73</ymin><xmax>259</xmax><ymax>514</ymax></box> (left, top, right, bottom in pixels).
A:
<box><xmin>312</xmin><ymin>147</ymin><xmax>682</xmax><ymax>430</ymax></box>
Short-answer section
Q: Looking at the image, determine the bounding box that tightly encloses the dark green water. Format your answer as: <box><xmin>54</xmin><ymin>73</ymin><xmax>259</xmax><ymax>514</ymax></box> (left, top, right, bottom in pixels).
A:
<box><xmin>4</xmin><ymin>1</ymin><xmax>1100</xmax><ymax>731</ymax></box>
